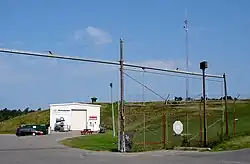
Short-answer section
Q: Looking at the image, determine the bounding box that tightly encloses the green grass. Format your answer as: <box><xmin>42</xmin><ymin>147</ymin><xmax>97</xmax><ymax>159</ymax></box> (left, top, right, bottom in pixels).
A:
<box><xmin>212</xmin><ymin>135</ymin><xmax>250</xmax><ymax>151</ymax></box>
<box><xmin>60</xmin><ymin>132</ymin><xmax>118</xmax><ymax>152</ymax></box>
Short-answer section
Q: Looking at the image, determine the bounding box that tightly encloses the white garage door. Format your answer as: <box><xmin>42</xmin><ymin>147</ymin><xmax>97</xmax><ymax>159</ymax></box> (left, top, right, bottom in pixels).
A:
<box><xmin>71</xmin><ymin>109</ymin><xmax>87</xmax><ymax>130</ymax></box>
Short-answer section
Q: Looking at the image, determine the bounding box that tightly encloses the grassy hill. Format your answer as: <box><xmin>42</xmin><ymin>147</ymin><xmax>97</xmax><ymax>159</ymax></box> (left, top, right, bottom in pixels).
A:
<box><xmin>0</xmin><ymin>109</ymin><xmax>50</xmax><ymax>133</ymax></box>
<box><xmin>0</xmin><ymin>102</ymin><xmax>116</xmax><ymax>134</ymax></box>
<box><xmin>1</xmin><ymin>100</ymin><xmax>250</xmax><ymax>152</ymax></box>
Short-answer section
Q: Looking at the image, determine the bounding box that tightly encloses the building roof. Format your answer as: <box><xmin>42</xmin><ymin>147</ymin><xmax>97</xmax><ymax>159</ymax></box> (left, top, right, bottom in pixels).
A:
<box><xmin>49</xmin><ymin>102</ymin><xmax>101</xmax><ymax>107</ymax></box>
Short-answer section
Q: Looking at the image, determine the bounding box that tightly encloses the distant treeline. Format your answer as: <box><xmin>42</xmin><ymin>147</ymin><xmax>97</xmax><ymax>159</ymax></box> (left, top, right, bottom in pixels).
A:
<box><xmin>174</xmin><ymin>95</ymin><xmax>237</xmax><ymax>101</ymax></box>
<box><xmin>0</xmin><ymin>107</ymin><xmax>42</xmax><ymax>122</ymax></box>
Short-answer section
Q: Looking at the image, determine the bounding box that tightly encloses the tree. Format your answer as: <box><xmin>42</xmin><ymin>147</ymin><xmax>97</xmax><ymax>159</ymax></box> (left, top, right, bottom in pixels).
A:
<box><xmin>174</xmin><ymin>96</ymin><xmax>183</xmax><ymax>101</ymax></box>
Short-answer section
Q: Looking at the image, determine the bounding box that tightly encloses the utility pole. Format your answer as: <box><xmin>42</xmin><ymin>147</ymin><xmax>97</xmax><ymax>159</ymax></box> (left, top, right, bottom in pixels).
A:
<box><xmin>119</xmin><ymin>38</ymin><xmax>126</xmax><ymax>152</ymax></box>
<box><xmin>183</xmin><ymin>9</ymin><xmax>189</xmax><ymax>101</ymax></box>
<box><xmin>223</xmin><ymin>73</ymin><xmax>229</xmax><ymax>137</ymax></box>
<box><xmin>200</xmin><ymin>61</ymin><xmax>208</xmax><ymax>147</ymax></box>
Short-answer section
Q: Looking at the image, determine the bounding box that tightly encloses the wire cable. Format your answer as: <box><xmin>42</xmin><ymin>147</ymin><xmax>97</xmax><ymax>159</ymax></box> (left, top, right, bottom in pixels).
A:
<box><xmin>123</xmin><ymin>72</ymin><xmax>167</xmax><ymax>101</ymax></box>
<box><xmin>124</xmin><ymin>68</ymin><xmax>222</xmax><ymax>83</ymax></box>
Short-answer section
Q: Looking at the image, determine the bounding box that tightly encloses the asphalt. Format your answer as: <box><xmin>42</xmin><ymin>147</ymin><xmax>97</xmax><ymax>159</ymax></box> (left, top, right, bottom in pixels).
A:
<box><xmin>0</xmin><ymin>132</ymin><xmax>249</xmax><ymax>164</ymax></box>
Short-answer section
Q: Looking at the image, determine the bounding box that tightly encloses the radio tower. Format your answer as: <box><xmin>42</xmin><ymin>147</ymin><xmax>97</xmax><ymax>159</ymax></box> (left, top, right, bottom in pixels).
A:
<box><xmin>183</xmin><ymin>9</ymin><xmax>189</xmax><ymax>101</ymax></box>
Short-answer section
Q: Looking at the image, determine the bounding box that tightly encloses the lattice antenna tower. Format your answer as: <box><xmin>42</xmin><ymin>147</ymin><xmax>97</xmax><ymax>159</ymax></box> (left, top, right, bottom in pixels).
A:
<box><xmin>183</xmin><ymin>8</ymin><xmax>189</xmax><ymax>100</ymax></box>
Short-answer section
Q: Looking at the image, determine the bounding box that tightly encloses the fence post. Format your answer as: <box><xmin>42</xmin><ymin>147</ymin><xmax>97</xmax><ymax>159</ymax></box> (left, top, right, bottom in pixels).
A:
<box><xmin>186</xmin><ymin>112</ymin><xmax>188</xmax><ymax>135</ymax></box>
<box><xmin>163</xmin><ymin>112</ymin><xmax>166</xmax><ymax>149</ymax></box>
<box><xmin>223</xmin><ymin>73</ymin><xmax>229</xmax><ymax>137</ymax></box>
<box><xmin>144</xmin><ymin>112</ymin><xmax>146</xmax><ymax>149</ymax></box>
<box><xmin>220</xmin><ymin>108</ymin><xmax>224</xmax><ymax>140</ymax></box>
<box><xmin>166</xmin><ymin>111</ymin><xmax>168</xmax><ymax>148</ymax></box>
<box><xmin>234</xmin><ymin>110</ymin><xmax>236</xmax><ymax>136</ymax></box>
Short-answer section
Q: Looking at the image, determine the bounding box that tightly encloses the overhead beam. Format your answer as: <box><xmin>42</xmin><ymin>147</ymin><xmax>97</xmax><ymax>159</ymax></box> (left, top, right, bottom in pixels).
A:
<box><xmin>0</xmin><ymin>48</ymin><xmax>223</xmax><ymax>78</ymax></box>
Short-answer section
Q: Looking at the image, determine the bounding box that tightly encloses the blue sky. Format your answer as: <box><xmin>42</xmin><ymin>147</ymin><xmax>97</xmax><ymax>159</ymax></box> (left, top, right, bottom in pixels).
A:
<box><xmin>0</xmin><ymin>0</ymin><xmax>249</xmax><ymax>109</ymax></box>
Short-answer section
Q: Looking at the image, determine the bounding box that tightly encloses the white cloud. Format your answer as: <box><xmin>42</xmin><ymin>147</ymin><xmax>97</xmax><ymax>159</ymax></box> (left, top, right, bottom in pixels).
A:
<box><xmin>73</xmin><ymin>26</ymin><xmax>112</xmax><ymax>46</ymax></box>
<box><xmin>85</xmin><ymin>26</ymin><xmax>112</xmax><ymax>45</ymax></box>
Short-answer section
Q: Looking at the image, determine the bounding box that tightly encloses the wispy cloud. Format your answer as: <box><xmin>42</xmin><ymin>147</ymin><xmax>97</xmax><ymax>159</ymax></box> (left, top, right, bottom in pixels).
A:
<box><xmin>86</xmin><ymin>26</ymin><xmax>112</xmax><ymax>45</ymax></box>
<box><xmin>74</xmin><ymin>30</ymin><xmax>86</xmax><ymax>41</ymax></box>
<box><xmin>74</xmin><ymin>26</ymin><xmax>112</xmax><ymax>45</ymax></box>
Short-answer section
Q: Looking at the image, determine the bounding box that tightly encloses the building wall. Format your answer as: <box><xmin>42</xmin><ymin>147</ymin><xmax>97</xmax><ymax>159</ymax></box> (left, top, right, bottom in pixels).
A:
<box><xmin>50</xmin><ymin>105</ymin><xmax>72</xmax><ymax>131</ymax></box>
<box><xmin>85</xmin><ymin>105</ymin><xmax>100</xmax><ymax>131</ymax></box>
<box><xmin>49</xmin><ymin>103</ymin><xmax>101</xmax><ymax>131</ymax></box>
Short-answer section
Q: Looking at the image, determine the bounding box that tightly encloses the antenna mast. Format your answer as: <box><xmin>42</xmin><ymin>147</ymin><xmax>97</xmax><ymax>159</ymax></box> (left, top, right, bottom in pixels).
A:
<box><xmin>183</xmin><ymin>8</ymin><xmax>189</xmax><ymax>101</ymax></box>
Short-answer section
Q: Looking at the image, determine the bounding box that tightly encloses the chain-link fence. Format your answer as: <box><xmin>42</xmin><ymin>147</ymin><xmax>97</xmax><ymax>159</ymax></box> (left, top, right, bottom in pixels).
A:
<box><xmin>100</xmin><ymin>99</ymin><xmax>250</xmax><ymax>152</ymax></box>
<box><xmin>124</xmin><ymin>103</ymin><xmax>165</xmax><ymax>151</ymax></box>
<box><xmin>123</xmin><ymin>101</ymin><xmax>225</xmax><ymax>152</ymax></box>
<box><xmin>227</xmin><ymin>100</ymin><xmax>250</xmax><ymax>137</ymax></box>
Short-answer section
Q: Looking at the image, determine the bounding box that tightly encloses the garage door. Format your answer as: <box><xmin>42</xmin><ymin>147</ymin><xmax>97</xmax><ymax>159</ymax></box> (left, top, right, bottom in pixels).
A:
<box><xmin>71</xmin><ymin>109</ymin><xmax>87</xmax><ymax>130</ymax></box>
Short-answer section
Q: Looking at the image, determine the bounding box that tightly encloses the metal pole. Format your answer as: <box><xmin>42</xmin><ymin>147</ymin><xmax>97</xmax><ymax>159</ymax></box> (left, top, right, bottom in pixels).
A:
<box><xmin>119</xmin><ymin>38</ymin><xmax>126</xmax><ymax>152</ymax></box>
<box><xmin>0</xmin><ymin>48</ymin><xmax>223</xmax><ymax>78</ymax></box>
<box><xmin>166</xmin><ymin>111</ymin><xmax>169</xmax><ymax>148</ymax></box>
<box><xmin>233</xmin><ymin>105</ymin><xmax>236</xmax><ymax>136</ymax></box>
<box><xmin>199</xmin><ymin>100</ymin><xmax>203</xmax><ymax>146</ymax></box>
<box><xmin>223</xmin><ymin>73</ymin><xmax>229</xmax><ymax>137</ymax></box>
<box><xmin>233</xmin><ymin>94</ymin><xmax>240</xmax><ymax>136</ymax></box>
<box><xmin>163</xmin><ymin>112</ymin><xmax>166</xmax><ymax>149</ymax></box>
<box><xmin>117</xmin><ymin>66</ymin><xmax>121</xmax><ymax>151</ymax></box>
<box><xmin>142</xmin><ymin>68</ymin><xmax>145</xmax><ymax>105</ymax></box>
<box><xmin>184</xmin><ymin>13</ymin><xmax>189</xmax><ymax>101</ymax></box>
<box><xmin>202</xmin><ymin>69</ymin><xmax>207</xmax><ymax>147</ymax></box>
<box><xmin>117</xmin><ymin>99</ymin><xmax>120</xmax><ymax>151</ymax></box>
<box><xmin>110</xmin><ymin>83</ymin><xmax>116</xmax><ymax>137</ymax></box>
<box><xmin>220</xmin><ymin>81</ymin><xmax>224</xmax><ymax>140</ymax></box>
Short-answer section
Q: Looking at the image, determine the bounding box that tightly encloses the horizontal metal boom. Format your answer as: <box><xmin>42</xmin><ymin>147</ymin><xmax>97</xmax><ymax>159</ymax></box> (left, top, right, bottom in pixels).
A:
<box><xmin>0</xmin><ymin>48</ymin><xmax>223</xmax><ymax>78</ymax></box>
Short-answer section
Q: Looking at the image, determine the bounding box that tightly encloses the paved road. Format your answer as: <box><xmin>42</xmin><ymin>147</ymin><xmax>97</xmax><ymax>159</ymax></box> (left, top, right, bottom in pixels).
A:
<box><xmin>0</xmin><ymin>132</ymin><xmax>249</xmax><ymax>164</ymax></box>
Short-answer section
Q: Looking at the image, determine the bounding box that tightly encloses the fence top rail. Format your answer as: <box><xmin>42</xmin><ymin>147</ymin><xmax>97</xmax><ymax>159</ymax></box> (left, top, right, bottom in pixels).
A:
<box><xmin>0</xmin><ymin>48</ymin><xmax>223</xmax><ymax>78</ymax></box>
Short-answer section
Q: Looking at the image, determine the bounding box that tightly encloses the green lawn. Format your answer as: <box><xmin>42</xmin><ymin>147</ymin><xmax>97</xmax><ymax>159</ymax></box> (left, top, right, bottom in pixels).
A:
<box><xmin>60</xmin><ymin>132</ymin><xmax>118</xmax><ymax>152</ymax></box>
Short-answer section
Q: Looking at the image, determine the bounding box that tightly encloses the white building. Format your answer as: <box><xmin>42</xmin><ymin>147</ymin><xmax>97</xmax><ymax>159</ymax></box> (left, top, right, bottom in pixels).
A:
<box><xmin>49</xmin><ymin>102</ymin><xmax>101</xmax><ymax>131</ymax></box>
